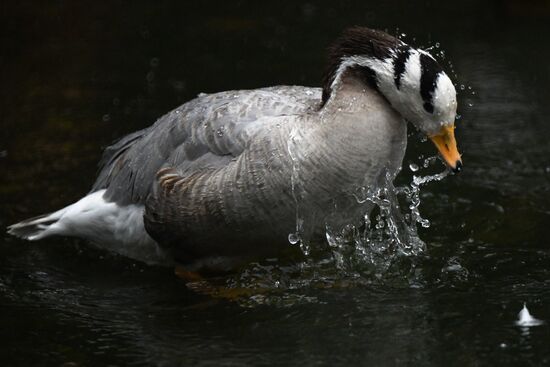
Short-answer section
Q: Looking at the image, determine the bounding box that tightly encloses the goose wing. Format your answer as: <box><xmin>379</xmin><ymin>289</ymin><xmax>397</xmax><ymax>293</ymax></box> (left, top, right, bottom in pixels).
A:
<box><xmin>92</xmin><ymin>86</ymin><xmax>321</xmax><ymax>206</ymax></box>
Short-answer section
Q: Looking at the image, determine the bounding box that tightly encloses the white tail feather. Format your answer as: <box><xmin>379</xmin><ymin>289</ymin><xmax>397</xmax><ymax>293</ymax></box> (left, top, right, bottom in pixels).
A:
<box><xmin>7</xmin><ymin>206</ymin><xmax>69</xmax><ymax>240</ymax></box>
<box><xmin>7</xmin><ymin>190</ymin><xmax>170</xmax><ymax>265</ymax></box>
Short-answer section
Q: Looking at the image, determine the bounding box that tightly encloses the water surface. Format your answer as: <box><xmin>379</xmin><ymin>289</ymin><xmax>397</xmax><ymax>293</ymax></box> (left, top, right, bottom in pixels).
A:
<box><xmin>2</xmin><ymin>1</ymin><xmax>550</xmax><ymax>366</ymax></box>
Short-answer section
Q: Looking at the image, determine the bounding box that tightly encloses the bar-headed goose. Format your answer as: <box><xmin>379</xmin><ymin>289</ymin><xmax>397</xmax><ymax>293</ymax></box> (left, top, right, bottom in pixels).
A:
<box><xmin>8</xmin><ymin>27</ymin><xmax>462</xmax><ymax>273</ymax></box>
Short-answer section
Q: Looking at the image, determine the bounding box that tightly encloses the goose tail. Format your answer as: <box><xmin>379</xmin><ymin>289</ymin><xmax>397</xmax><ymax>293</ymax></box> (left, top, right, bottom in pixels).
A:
<box><xmin>7</xmin><ymin>207</ymin><xmax>69</xmax><ymax>241</ymax></box>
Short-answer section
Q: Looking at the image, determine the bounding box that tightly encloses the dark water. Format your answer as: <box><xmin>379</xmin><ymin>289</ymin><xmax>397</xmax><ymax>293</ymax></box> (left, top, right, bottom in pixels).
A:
<box><xmin>2</xmin><ymin>1</ymin><xmax>550</xmax><ymax>366</ymax></box>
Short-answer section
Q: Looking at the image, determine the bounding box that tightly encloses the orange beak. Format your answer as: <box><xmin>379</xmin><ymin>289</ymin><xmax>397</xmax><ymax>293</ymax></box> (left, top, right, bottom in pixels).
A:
<box><xmin>429</xmin><ymin>125</ymin><xmax>462</xmax><ymax>173</ymax></box>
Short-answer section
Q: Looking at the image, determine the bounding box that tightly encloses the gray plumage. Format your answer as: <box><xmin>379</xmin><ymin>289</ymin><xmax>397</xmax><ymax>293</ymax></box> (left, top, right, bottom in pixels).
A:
<box><xmin>91</xmin><ymin>83</ymin><xmax>405</xmax><ymax>268</ymax></box>
<box><xmin>8</xmin><ymin>27</ymin><xmax>459</xmax><ymax>271</ymax></box>
<box><xmin>93</xmin><ymin>86</ymin><xmax>320</xmax><ymax>206</ymax></box>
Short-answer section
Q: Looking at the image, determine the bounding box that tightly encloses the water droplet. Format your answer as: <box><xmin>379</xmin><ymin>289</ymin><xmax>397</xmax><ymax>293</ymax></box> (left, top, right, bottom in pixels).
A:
<box><xmin>140</xmin><ymin>27</ymin><xmax>151</xmax><ymax>40</ymax></box>
<box><xmin>173</xmin><ymin>80</ymin><xmax>185</xmax><ymax>92</ymax></box>
<box><xmin>435</xmin><ymin>42</ymin><xmax>440</xmax><ymax>48</ymax></box>
<box><xmin>516</xmin><ymin>303</ymin><xmax>544</xmax><ymax>327</ymax></box>
<box><xmin>288</xmin><ymin>233</ymin><xmax>299</xmax><ymax>245</ymax></box>
<box><xmin>420</xmin><ymin>219</ymin><xmax>430</xmax><ymax>228</ymax></box>
<box><xmin>460</xmin><ymin>84</ymin><xmax>465</xmax><ymax>90</ymax></box>
<box><xmin>150</xmin><ymin>57</ymin><xmax>160</xmax><ymax>68</ymax></box>
<box><xmin>409</xmin><ymin>163</ymin><xmax>419</xmax><ymax>172</ymax></box>
<box><xmin>102</xmin><ymin>114</ymin><xmax>111</xmax><ymax>122</ymax></box>
<box><xmin>401</xmin><ymin>33</ymin><xmax>407</xmax><ymax>38</ymax></box>
<box><xmin>300</xmin><ymin>242</ymin><xmax>310</xmax><ymax>256</ymax></box>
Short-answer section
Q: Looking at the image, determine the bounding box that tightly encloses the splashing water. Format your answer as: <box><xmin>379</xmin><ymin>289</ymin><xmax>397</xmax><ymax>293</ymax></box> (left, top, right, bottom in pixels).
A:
<box><xmin>516</xmin><ymin>303</ymin><xmax>544</xmax><ymax>327</ymax></box>
<box><xmin>228</xmin><ymin>153</ymin><xmax>451</xmax><ymax>303</ymax></box>
<box><xmin>323</xmin><ymin>163</ymin><xmax>449</xmax><ymax>278</ymax></box>
<box><xmin>286</xmin><ymin>127</ymin><xmax>309</xmax><ymax>256</ymax></box>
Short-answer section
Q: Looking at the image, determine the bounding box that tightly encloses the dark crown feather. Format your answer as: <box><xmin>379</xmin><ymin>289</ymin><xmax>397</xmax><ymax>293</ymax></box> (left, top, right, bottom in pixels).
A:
<box><xmin>321</xmin><ymin>27</ymin><xmax>404</xmax><ymax>105</ymax></box>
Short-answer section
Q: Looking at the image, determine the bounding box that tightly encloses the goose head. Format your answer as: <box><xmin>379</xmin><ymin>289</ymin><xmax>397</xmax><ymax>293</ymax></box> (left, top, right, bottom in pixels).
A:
<box><xmin>322</xmin><ymin>27</ymin><xmax>462</xmax><ymax>172</ymax></box>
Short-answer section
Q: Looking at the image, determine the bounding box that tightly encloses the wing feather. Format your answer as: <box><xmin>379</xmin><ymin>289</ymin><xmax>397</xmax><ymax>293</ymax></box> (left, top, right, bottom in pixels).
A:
<box><xmin>93</xmin><ymin>86</ymin><xmax>321</xmax><ymax>205</ymax></box>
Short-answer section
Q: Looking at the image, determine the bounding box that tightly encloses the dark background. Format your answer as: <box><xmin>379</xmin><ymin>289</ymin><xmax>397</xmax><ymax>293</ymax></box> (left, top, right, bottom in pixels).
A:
<box><xmin>2</xmin><ymin>1</ymin><xmax>550</xmax><ymax>366</ymax></box>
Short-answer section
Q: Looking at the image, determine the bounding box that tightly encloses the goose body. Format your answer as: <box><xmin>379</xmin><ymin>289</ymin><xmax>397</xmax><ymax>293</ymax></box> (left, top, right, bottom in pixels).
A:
<box><xmin>8</xmin><ymin>27</ymin><xmax>462</xmax><ymax>272</ymax></box>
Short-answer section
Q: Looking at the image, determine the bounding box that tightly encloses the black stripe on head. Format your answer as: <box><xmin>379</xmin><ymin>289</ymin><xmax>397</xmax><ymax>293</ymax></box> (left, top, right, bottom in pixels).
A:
<box><xmin>393</xmin><ymin>46</ymin><xmax>411</xmax><ymax>89</ymax></box>
<box><xmin>419</xmin><ymin>53</ymin><xmax>443</xmax><ymax>114</ymax></box>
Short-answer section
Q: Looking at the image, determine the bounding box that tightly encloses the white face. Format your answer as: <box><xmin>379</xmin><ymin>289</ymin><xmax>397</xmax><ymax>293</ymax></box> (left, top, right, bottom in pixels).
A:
<box><xmin>428</xmin><ymin>72</ymin><xmax>458</xmax><ymax>133</ymax></box>
<box><xmin>333</xmin><ymin>49</ymin><xmax>457</xmax><ymax>136</ymax></box>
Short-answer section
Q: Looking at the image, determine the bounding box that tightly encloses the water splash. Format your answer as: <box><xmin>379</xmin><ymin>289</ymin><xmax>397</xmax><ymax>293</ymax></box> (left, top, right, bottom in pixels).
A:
<box><xmin>325</xmin><ymin>161</ymin><xmax>450</xmax><ymax>278</ymax></box>
<box><xmin>288</xmin><ymin>233</ymin><xmax>300</xmax><ymax>245</ymax></box>
<box><xmin>408</xmin><ymin>168</ymin><xmax>450</xmax><ymax>229</ymax></box>
<box><xmin>409</xmin><ymin>163</ymin><xmax>419</xmax><ymax>172</ymax></box>
<box><xmin>287</xmin><ymin>127</ymin><xmax>309</xmax><ymax>256</ymax></box>
<box><xmin>229</xmin><ymin>153</ymin><xmax>451</xmax><ymax>304</ymax></box>
<box><xmin>516</xmin><ymin>303</ymin><xmax>544</xmax><ymax>327</ymax></box>
<box><xmin>285</xmin><ymin>145</ymin><xmax>450</xmax><ymax>279</ymax></box>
